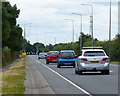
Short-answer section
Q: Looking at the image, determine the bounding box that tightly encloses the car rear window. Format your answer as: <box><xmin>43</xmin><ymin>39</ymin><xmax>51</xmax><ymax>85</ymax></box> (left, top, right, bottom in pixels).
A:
<box><xmin>84</xmin><ymin>51</ymin><xmax>105</xmax><ymax>56</ymax></box>
<box><xmin>49</xmin><ymin>52</ymin><xmax>59</xmax><ymax>55</ymax></box>
<box><xmin>62</xmin><ymin>52</ymin><xmax>74</xmax><ymax>58</ymax></box>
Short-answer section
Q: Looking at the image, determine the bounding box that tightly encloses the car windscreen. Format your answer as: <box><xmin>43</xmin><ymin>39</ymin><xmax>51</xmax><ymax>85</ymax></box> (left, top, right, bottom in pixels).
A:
<box><xmin>49</xmin><ymin>52</ymin><xmax>59</xmax><ymax>55</ymax></box>
<box><xmin>84</xmin><ymin>51</ymin><xmax>105</xmax><ymax>56</ymax></box>
<box><xmin>62</xmin><ymin>52</ymin><xmax>74</xmax><ymax>58</ymax></box>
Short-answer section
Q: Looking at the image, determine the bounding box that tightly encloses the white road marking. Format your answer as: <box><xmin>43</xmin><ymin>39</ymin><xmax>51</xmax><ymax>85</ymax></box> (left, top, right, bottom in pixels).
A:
<box><xmin>31</xmin><ymin>56</ymin><xmax>92</xmax><ymax>96</ymax></box>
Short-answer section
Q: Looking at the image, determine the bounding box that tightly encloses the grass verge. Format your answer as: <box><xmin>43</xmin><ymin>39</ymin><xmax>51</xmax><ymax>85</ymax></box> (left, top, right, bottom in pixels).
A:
<box><xmin>111</xmin><ymin>61</ymin><xmax>120</xmax><ymax>65</ymax></box>
<box><xmin>1</xmin><ymin>57</ymin><xmax>26</xmax><ymax>94</ymax></box>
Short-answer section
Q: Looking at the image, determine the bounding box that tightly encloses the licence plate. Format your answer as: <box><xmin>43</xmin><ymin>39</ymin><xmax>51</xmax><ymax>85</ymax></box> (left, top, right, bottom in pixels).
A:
<box><xmin>52</xmin><ymin>60</ymin><xmax>57</xmax><ymax>61</ymax></box>
<box><xmin>65</xmin><ymin>63</ymin><xmax>71</xmax><ymax>64</ymax></box>
<box><xmin>91</xmin><ymin>61</ymin><xmax>99</xmax><ymax>63</ymax></box>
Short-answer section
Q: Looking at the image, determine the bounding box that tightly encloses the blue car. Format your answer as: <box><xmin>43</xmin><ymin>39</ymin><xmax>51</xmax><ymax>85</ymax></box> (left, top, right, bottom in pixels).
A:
<box><xmin>57</xmin><ymin>50</ymin><xmax>77</xmax><ymax>68</ymax></box>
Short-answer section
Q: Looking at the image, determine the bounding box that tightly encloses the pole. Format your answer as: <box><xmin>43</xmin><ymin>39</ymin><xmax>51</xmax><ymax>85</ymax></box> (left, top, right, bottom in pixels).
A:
<box><xmin>72</xmin><ymin>20</ymin><xmax>74</xmax><ymax>50</ymax></box>
<box><xmin>72</xmin><ymin>13</ymin><xmax>82</xmax><ymax>51</ymax></box>
<box><xmin>65</xmin><ymin>19</ymin><xmax>74</xmax><ymax>50</ymax></box>
<box><xmin>91</xmin><ymin>5</ymin><xmax>94</xmax><ymax>47</ymax></box>
<box><xmin>80</xmin><ymin>15</ymin><xmax>82</xmax><ymax>51</ymax></box>
<box><xmin>55</xmin><ymin>37</ymin><xmax>56</xmax><ymax>45</ymax></box>
<box><xmin>81</xmin><ymin>4</ymin><xmax>94</xmax><ymax>47</ymax></box>
<box><xmin>109</xmin><ymin>0</ymin><xmax>111</xmax><ymax>60</ymax></box>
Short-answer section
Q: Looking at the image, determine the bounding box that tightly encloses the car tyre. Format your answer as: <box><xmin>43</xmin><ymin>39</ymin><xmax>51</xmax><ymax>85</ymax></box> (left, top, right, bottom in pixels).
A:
<box><xmin>75</xmin><ymin>70</ymin><xmax>78</xmax><ymax>74</ymax></box>
<box><xmin>78</xmin><ymin>70</ymin><xmax>82</xmax><ymax>75</ymax></box>
<box><xmin>105</xmin><ymin>70</ymin><xmax>109</xmax><ymax>75</ymax></box>
<box><xmin>101</xmin><ymin>70</ymin><xmax>109</xmax><ymax>75</ymax></box>
<box><xmin>46</xmin><ymin>62</ymin><xmax>49</xmax><ymax>64</ymax></box>
<box><xmin>57</xmin><ymin>65</ymin><xmax>60</xmax><ymax>68</ymax></box>
<box><xmin>73</xmin><ymin>65</ymin><xmax>75</xmax><ymax>68</ymax></box>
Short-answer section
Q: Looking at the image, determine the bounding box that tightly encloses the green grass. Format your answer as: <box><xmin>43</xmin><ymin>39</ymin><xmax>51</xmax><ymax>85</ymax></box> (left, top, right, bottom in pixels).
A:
<box><xmin>2</xmin><ymin>58</ymin><xmax>26</xmax><ymax>94</ymax></box>
<box><xmin>111</xmin><ymin>61</ymin><xmax>120</xmax><ymax>65</ymax></box>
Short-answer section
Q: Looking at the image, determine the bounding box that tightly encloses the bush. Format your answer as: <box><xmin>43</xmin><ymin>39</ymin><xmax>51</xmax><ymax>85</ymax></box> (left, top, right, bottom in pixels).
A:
<box><xmin>2</xmin><ymin>47</ymin><xmax>19</xmax><ymax>67</ymax></box>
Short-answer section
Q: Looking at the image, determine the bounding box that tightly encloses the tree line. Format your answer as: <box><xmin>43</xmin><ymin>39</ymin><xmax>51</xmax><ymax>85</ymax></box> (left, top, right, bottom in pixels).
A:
<box><xmin>53</xmin><ymin>33</ymin><xmax>120</xmax><ymax>62</ymax></box>
<box><xmin>24</xmin><ymin>33</ymin><xmax>120</xmax><ymax>62</ymax></box>
<box><xmin>2</xmin><ymin>2</ymin><xmax>23</xmax><ymax>51</ymax></box>
<box><xmin>2</xmin><ymin>2</ymin><xmax>23</xmax><ymax>67</ymax></box>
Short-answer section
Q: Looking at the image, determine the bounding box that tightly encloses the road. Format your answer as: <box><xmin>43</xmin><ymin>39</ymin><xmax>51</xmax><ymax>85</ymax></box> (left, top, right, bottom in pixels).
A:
<box><xmin>25</xmin><ymin>55</ymin><xmax>119</xmax><ymax>95</ymax></box>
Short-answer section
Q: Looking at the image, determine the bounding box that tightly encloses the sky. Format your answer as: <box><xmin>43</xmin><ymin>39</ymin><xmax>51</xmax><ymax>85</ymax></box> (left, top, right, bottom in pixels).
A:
<box><xmin>9</xmin><ymin>0</ymin><xmax>119</xmax><ymax>45</ymax></box>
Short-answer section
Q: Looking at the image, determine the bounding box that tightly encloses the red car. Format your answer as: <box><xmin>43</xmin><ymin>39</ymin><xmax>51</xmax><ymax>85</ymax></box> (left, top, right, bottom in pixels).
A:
<box><xmin>46</xmin><ymin>51</ymin><xmax>59</xmax><ymax>64</ymax></box>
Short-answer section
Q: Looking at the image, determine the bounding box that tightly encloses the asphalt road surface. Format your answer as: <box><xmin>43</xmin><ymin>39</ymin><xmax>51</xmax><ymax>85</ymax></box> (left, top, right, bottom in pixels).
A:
<box><xmin>25</xmin><ymin>55</ymin><xmax>119</xmax><ymax>95</ymax></box>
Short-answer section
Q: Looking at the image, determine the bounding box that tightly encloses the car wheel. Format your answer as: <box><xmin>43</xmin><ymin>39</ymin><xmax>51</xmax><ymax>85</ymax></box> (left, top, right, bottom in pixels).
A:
<box><xmin>73</xmin><ymin>65</ymin><xmax>75</xmax><ymax>68</ymax></box>
<box><xmin>75</xmin><ymin>70</ymin><xmax>78</xmax><ymax>74</ymax></box>
<box><xmin>78</xmin><ymin>70</ymin><xmax>82</xmax><ymax>75</ymax></box>
<box><xmin>101</xmin><ymin>70</ymin><xmax>109</xmax><ymax>75</ymax></box>
<box><xmin>105</xmin><ymin>70</ymin><xmax>109</xmax><ymax>75</ymax></box>
<box><xmin>46</xmin><ymin>62</ymin><xmax>49</xmax><ymax>64</ymax></box>
<box><xmin>57</xmin><ymin>65</ymin><xmax>60</xmax><ymax>68</ymax></box>
<box><xmin>101</xmin><ymin>71</ymin><xmax>105</xmax><ymax>75</ymax></box>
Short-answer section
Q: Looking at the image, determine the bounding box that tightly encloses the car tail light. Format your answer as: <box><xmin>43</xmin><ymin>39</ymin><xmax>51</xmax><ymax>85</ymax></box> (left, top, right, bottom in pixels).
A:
<box><xmin>102</xmin><ymin>58</ymin><xmax>109</xmax><ymax>61</ymax></box>
<box><xmin>80</xmin><ymin>58</ymin><xmax>87</xmax><ymax>61</ymax></box>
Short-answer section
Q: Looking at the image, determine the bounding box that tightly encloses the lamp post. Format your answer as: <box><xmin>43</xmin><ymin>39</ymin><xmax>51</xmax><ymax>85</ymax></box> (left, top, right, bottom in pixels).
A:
<box><xmin>24</xmin><ymin>23</ymin><xmax>32</xmax><ymax>39</ymax></box>
<box><xmin>65</xmin><ymin>19</ymin><xmax>74</xmax><ymax>50</ymax></box>
<box><xmin>109</xmin><ymin>0</ymin><xmax>112</xmax><ymax>60</ymax></box>
<box><xmin>82</xmin><ymin>4</ymin><xmax>94</xmax><ymax>47</ymax></box>
<box><xmin>72</xmin><ymin>13</ymin><xmax>83</xmax><ymax>51</ymax></box>
<box><xmin>23</xmin><ymin>23</ymin><xmax>32</xmax><ymax>52</ymax></box>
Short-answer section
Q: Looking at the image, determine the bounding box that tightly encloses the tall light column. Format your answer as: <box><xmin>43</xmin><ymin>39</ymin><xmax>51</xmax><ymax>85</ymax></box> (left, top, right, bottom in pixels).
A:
<box><xmin>24</xmin><ymin>23</ymin><xmax>32</xmax><ymax>39</ymax></box>
<box><xmin>109</xmin><ymin>0</ymin><xmax>112</xmax><ymax>60</ymax></box>
<box><xmin>65</xmin><ymin>19</ymin><xmax>74</xmax><ymax>50</ymax></box>
<box><xmin>82</xmin><ymin>4</ymin><xmax>94</xmax><ymax>47</ymax></box>
<box><xmin>72</xmin><ymin>13</ymin><xmax>83</xmax><ymax>51</ymax></box>
<box><xmin>23</xmin><ymin>23</ymin><xmax>32</xmax><ymax>52</ymax></box>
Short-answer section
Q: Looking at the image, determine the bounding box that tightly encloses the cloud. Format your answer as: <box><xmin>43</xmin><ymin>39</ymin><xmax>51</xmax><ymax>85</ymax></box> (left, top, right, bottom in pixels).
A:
<box><xmin>9</xmin><ymin>0</ymin><xmax>119</xmax><ymax>45</ymax></box>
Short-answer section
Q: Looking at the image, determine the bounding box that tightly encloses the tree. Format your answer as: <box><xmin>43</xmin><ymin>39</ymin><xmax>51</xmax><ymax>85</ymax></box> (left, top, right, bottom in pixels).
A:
<box><xmin>111</xmin><ymin>34</ymin><xmax>120</xmax><ymax>61</ymax></box>
<box><xmin>2</xmin><ymin>2</ymin><xmax>23</xmax><ymax>52</ymax></box>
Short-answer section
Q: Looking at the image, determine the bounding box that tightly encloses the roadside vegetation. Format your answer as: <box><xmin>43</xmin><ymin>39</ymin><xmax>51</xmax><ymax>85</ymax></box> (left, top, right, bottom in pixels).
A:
<box><xmin>26</xmin><ymin>33</ymin><xmax>120</xmax><ymax>62</ymax></box>
<box><xmin>2</xmin><ymin>2</ymin><xmax>23</xmax><ymax>67</ymax></box>
<box><xmin>2</xmin><ymin>58</ymin><xmax>25</xmax><ymax>94</ymax></box>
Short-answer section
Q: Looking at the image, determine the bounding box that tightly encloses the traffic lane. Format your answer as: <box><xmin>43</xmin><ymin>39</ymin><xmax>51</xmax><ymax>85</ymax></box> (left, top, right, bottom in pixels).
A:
<box><xmin>30</xmin><ymin>55</ymin><xmax>89</xmax><ymax>94</ymax></box>
<box><xmin>38</xmin><ymin>57</ymin><xmax>118</xmax><ymax>75</ymax></box>
<box><xmin>38</xmin><ymin>59</ymin><xmax>118</xmax><ymax>94</ymax></box>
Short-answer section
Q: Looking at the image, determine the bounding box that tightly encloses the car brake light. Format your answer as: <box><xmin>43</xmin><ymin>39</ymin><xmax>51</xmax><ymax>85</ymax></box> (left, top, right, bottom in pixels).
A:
<box><xmin>80</xmin><ymin>58</ymin><xmax>87</xmax><ymax>61</ymax></box>
<box><xmin>102</xmin><ymin>58</ymin><xmax>109</xmax><ymax>61</ymax></box>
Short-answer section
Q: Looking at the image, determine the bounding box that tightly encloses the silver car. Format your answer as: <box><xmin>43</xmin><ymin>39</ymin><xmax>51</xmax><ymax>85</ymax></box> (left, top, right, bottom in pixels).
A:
<box><xmin>75</xmin><ymin>47</ymin><xmax>110</xmax><ymax>75</ymax></box>
<box><xmin>38</xmin><ymin>52</ymin><xmax>47</xmax><ymax>59</ymax></box>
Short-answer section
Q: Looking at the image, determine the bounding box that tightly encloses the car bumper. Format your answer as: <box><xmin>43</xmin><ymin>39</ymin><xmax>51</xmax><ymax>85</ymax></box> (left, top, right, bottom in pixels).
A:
<box><xmin>79</xmin><ymin>63</ymin><xmax>109</xmax><ymax>71</ymax></box>
<box><xmin>46</xmin><ymin>59</ymin><xmax>58</xmax><ymax>63</ymax></box>
<box><xmin>58</xmin><ymin>58</ymin><xmax>76</xmax><ymax>66</ymax></box>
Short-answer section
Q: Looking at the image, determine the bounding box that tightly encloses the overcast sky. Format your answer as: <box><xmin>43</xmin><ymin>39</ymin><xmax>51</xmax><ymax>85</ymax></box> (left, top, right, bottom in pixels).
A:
<box><xmin>9</xmin><ymin>0</ymin><xmax>119</xmax><ymax>45</ymax></box>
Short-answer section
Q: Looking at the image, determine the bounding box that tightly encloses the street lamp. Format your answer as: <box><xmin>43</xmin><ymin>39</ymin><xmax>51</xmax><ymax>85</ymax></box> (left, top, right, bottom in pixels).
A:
<box><xmin>65</xmin><ymin>19</ymin><xmax>74</xmax><ymax>50</ymax></box>
<box><xmin>81</xmin><ymin>4</ymin><xmax>94</xmax><ymax>47</ymax></box>
<box><xmin>23</xmin><ymin>23</ymin><xmax>32</xmax><ymax>52</ymax></box>
<box><xmin>24</xmin><ymin>23</ymin><xmax>32</xmax><ymax>39</ymax></box>
<box><xmin>72</xmin><ymin>13</ymin><xmax>83</xmax><ymax>51</ymax></box>
<box><xmin>109</xmin><ymin>0</ymin><xmax>112</xmax><ymax>60</ymax></box>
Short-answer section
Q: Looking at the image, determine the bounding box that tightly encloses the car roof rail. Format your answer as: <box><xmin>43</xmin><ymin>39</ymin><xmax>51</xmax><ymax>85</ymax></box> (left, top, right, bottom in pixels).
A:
<box><xmin>82</xmin><ymin>47</ymin><xmax>103</xmax><ymax>49</ymax></box>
